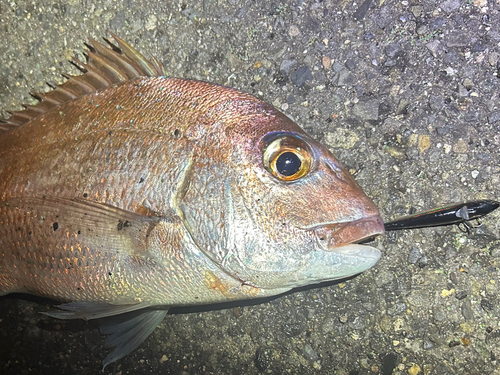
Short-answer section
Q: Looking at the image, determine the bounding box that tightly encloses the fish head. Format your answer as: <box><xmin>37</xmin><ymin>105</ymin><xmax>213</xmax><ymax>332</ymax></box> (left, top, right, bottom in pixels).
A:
<box><xmin>256</xmin><ymin>130</ymin><xmax>383</xmax><ymax>246</ymax></box>
<box><xmin>182</xmin><ymin>95</ymin><xmax>384</xmax><ymax>292</ymax></box>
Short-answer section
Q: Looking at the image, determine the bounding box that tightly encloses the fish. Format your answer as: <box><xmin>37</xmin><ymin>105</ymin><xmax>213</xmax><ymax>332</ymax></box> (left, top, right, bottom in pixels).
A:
<box><xmin>0</xmin><ymin>33</ymin><xmax>385</xmax><ymax>367</ymax></box>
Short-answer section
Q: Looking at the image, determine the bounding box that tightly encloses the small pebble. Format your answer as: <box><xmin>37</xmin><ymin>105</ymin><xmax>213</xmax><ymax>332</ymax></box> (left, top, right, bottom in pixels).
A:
<box><xmin>288</xmin><ymin>25</ymin><xmax>300</xmax><ymax>37</ymax></box>
<box><xmin>408</xmin><ymin>247</ymin><xmax>422</xmax><ymax>264</ymax></box>
<box><xmin>463</xmin><ymin>78</ymin><xmax>474</xmax><ymax>89</ymax></box>
<box><xmin>481</xmin><ymin>299</ymin><xmax>494</xmax><ymax>312</ymax></box>
<box><xmin>409</xmin><ymin>364</ymin><xmax>421</xmax><ymax>375</ymax></box>
<box><xmin>453</xmin><ymin>140</ymin><xmax>468</xmax><ymax>154</ymax></box>
<box><xmin>441</xmin><ymin>289</ymin><xmax>455</xmax><ymax>297</ymax></box>
<box><xmin>462</xmin><ymin>300</ymin><xmax>474</xmax><ymax>320</ymax></box>
<box><xmin>449</xmin><ymin>340</ymin><xmax>460</xmax><ymax>348</ymax></box>
<box><xmin>455</xmin><ymin>291</ymin><xmax>468</xmax><ymax>300</ymax></box>
<box><xmin>460</xmin><ymin>322</ymin><xmax>472</xmax><ymax>333</ymax></box>
<box><xmin>352</xmin><ymin>99</ymin><xmax>379</xmax><ymax>121</ymax></box>
<box><xmin>322</xmin><ymin>56</ymin><xmax>332</xmax><ymax>70</ymax></box>
<box><xmin>418</xmin><ymin>135</ymin><xmax>431</xmax><ymax>154</ymax></box>
<box><xmin>291</xmin><ymin>66</ymin><xmax>312</xmax><ymax>87</ymax></box>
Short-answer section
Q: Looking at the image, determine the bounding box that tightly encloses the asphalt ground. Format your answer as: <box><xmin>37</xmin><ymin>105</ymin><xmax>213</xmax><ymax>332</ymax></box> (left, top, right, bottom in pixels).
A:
<box><xmin>1</xmin><ymin>1</ymin><xmax>499</xmax><ymax>374</ymax></box>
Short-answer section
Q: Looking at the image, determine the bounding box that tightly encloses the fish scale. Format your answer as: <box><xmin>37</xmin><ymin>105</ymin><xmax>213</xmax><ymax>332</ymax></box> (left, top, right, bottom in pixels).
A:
<box><xmin>0</xmin><ymin>34</ymin><xmax>384</xmax><ymax>368</ymax></box>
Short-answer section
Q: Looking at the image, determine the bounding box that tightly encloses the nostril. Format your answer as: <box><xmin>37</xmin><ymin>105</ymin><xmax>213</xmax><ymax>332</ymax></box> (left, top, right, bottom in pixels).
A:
<box><xmin>324</xmin><ymin>159</ymin><xmax>347</xmax><ymax>183</ymax></box>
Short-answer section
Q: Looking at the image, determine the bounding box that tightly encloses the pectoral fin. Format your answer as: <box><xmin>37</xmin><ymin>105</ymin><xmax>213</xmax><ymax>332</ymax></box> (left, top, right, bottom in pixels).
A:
<box><xmin>3</xmin><ymin>196</ymin><xmax>175</xmax><ymax>257</ymax></box>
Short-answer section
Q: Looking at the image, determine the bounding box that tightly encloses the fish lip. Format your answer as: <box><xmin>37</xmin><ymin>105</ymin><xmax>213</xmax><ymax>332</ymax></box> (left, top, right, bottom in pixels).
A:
<box><xmin>312</xmin><ymin>215</ymin><xmax>385</xmax><ymax>251</ymax></box>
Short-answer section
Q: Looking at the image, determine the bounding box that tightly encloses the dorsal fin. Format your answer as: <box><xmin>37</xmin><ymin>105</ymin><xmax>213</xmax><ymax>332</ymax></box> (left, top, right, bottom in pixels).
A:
<box><xmin>0</xmin><ymin>32</ymin><xmax>167</xmax><ymax>132</ymax></box>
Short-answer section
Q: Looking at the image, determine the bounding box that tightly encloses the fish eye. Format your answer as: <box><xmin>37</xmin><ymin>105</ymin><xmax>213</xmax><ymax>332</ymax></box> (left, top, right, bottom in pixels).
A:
<box><xmin>276</xmin><ymin>152</ymin><xmax>301</xmax><ymax>176</ymax></box>
<box><xmin>263</xmin><ymin>134</ymin><xmax>312</xmax><ymax>181</ymax></box>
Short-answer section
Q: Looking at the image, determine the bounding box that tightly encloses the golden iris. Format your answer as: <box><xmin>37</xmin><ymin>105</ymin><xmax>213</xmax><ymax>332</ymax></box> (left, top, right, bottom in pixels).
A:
<box><xmin>263</xmin><ymin>135</ymin><xmax>312</xmax><ymax>181</ymax></box>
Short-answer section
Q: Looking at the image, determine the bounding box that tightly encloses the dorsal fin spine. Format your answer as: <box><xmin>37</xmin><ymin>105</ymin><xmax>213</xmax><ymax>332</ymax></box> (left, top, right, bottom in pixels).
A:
<box><xmin>89</xmin><ymin>40</ymin><xmax>142</xmax><ymax>78</ymax></box>
<box><xmin>9</xmin><ymin>111</ymin><xmax>32</xmax><ymax>120</ymax></box>
<box><xmin>61</xmin><ymin>73</ymin><xmax>95</xmax><ymax>93</ymax></box>
<box><xmin>54</xmin><ymin>87</ymin><xmax>79</xmax><ymax>100</ymax></box>
<box><xmin>71</xmin><ymin>57</ymin><xmax>114</xmax><ymax>86</ymax></box>
<box><xmin>60</xmin><ymin>74</ymin><xmax>95</xmax><ymax>96</ymax></box>
<box><xmin>86</xmin><ymin>51</ymin><xmax>129</xmax><ymax>82</ymax></box>
<box><xmin>23</xmin><ymin>104</ymin><xmax>46</xmax><ymax>114</ymax></box>
<box><xmin>31</xmin><ymin>92</ymin><xmax>62</xmax><ymax>106</ymax></box>
<box><xmin>109</xmin><ymin>32</ymin><xmax>161</xmax><ymax>76</ymax></box>
<box><xmin>1</xmin><ymin>34</ymin><xmax>167</xmax><ymax>130</ymax></box>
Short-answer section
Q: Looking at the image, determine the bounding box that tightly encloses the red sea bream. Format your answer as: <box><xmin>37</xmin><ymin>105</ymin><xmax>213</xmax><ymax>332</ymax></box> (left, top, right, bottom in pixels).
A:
<box><xmin>0</xmin><ymin>34</ymin><xmax>384</xmax><ymax>367</ymax></box>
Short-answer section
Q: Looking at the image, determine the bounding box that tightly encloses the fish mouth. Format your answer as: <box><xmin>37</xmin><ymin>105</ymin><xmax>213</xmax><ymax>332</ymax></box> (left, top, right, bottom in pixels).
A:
<box><xmin>313</xmin><ymin>215</ymin><xmax>385</xmax><ymax>250</ymax></box>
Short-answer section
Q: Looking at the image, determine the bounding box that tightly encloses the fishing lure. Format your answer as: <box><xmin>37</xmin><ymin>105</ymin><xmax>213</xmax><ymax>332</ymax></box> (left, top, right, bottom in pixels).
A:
<box><xmin>384</xmin><ymin>200</ymin><xmax>499</xmax><ymax>231</ymax></box>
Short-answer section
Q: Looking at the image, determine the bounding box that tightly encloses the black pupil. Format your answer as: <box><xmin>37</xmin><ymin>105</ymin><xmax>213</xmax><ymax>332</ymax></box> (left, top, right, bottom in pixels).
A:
<box><xmin>276</xmin><ymin>152</ymin><xmax>301</xmax><ymax>177</ymax></box>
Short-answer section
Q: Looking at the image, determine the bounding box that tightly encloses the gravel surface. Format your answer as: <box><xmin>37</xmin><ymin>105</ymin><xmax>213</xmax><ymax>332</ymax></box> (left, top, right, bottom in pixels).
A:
<box><xmin>1</xmin><ymin>1</ymin><xmax>499</xmax><ymax>374</ymax></box>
